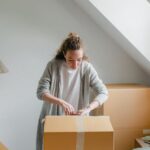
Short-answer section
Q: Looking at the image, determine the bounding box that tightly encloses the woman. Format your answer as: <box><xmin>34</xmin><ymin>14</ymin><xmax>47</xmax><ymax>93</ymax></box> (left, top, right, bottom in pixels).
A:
<box><xmin>36</xmin><ymin>32</ymin><xmax>108</xmax><ymax>150</ymax></box>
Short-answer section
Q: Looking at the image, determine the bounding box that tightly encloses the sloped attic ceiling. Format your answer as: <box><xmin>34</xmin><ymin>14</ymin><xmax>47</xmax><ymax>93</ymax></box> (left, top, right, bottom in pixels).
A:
<box><xmin>74</xmin><ymin>0</ymin><xmax>150</xmax><ymax>75</ymax></box>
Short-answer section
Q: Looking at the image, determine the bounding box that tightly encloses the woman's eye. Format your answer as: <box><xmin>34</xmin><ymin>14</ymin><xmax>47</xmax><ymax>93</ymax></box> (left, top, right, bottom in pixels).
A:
<box><xmin>67</xmin><ymin>59</ymin><xmax>82</xmax><ymax>62</ymax></box>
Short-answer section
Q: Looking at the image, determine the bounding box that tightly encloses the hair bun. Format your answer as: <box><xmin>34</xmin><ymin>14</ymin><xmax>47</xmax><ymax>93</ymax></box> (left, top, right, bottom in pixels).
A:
<box><xmin>68</xmin><ymin>32</ymin><xmax>79</xmax><ymax>38</ymax></box>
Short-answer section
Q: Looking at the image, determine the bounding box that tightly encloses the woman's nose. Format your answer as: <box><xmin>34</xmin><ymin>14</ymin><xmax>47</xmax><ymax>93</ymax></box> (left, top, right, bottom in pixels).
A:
<box><xmin>72</xmin><ymin>61</ymin><xmax>78</xmax><ymax>68</ymax></box>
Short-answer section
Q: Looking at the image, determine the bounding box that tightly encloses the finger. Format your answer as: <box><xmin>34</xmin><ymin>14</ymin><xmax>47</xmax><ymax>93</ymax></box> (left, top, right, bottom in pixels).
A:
<box><xmin>65</xmin><ymin>110</ymin><xmax>69</xmax><ymax>115</ymax></box>
<box><xmin>68</xmin><ymin>105</ymin><xmax>75</xmax><ymax>114</ymax></box>
<box><xmin>72</xmin><ymin>111</ymin><xmax>80</xmax><ymax>115</ymax></box>
<box><xmin>64</xmin><ymin>107</ymin><xmax>69</xmax><ymax>115</ymax></box>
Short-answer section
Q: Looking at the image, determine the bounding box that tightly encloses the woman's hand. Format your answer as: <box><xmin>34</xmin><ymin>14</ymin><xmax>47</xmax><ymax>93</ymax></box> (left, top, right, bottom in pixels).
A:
<box><xmin>77</xmin><ymin>107</ymin><xmax>91</xmax><ymax>116</ymax></box>
<box><xmin>77</xmin><ymin>101</ymin><xmax>100</xmax><ymax>116</ymax></box>
<box><xmin>59</xmin><ymin>100</ymin><xmax>76</xmax><ymax>115</ymax></box>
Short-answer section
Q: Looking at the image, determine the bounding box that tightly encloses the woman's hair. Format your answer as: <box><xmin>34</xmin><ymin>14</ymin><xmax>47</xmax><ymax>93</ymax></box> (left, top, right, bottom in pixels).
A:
<box><xmin>55</xmin><ymin>32</ymin><xmax>88</xmax><ymax>60</ymax></box>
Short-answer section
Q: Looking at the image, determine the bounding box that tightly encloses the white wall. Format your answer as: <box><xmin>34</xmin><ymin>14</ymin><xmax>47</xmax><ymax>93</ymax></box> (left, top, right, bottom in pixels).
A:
<box><xmin>0</xmin><ymin>0</ymin><xmax>149</xmax><ymax>150</ymax></box>
<box><xmin>89</xmin><ymin>0</ymin><xmax>150</xmax><ymax>62</ymax></box>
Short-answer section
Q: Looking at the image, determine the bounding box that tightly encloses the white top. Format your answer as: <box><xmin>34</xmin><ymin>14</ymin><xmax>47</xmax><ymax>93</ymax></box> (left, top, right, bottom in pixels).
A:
<box><xmin>59</xmin><ymin>61</ymin><xmax>80</xmax><ymax>111</ymax></box>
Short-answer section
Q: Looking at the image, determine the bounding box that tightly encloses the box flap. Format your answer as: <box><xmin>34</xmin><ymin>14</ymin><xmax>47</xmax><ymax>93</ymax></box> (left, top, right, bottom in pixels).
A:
<box><xmin>44</xmin><ymin>116</ymin><xmax>113</xmax><ymax>133</ymax></box>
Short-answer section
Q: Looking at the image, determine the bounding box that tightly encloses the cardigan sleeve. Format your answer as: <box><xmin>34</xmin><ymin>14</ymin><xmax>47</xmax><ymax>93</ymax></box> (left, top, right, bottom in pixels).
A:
<box><xmin>87</xmin><ymin>63</ymin><xmax>108</xmax><ymax>105</ymax></box>
<box><xmin>36</xmin><ymin>61</ymin><xmax>52</xmax><ymax>100</ymax></box>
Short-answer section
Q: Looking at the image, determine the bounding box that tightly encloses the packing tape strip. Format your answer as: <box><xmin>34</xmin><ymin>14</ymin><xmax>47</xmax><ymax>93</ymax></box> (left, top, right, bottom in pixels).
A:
<box><xmin>76</xmin><ymin>117</ymin><xmax>85</xmax><ymax>150</ymax></box>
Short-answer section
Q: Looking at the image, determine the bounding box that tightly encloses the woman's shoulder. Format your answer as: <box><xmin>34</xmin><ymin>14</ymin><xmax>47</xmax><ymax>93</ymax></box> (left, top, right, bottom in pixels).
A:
<box><xmin>47</xmin><ymin>58</ymin><xmax>64</xmax><ymax>67</ymax></box>
<box><xmin>44</xmin><ymin>58</ymin><xmax>64</xmax><ymax>74</ymax></box>
<box><xmin>81</xmin><ymin>60</ymin><xmax>96</xmax><ymax>75</ymax></box>
<box><xmin>82</xmin><ymin>60</ymin><xmax>94</xmax><ymax>70</ymax></box>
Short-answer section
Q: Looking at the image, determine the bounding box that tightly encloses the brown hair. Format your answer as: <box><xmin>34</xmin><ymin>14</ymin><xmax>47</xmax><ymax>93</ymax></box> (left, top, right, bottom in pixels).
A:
<box><xmin>55</xmin><ymin>32</ymin><xmax>88</xmax><ymax>60</ymax></box>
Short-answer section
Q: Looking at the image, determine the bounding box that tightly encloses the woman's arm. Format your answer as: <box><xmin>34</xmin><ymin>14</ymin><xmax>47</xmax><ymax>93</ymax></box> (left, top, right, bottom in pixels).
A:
<box><xmin>89</xmin><ymin>63</ymin><xmax>108</xmax><ymax>106</ymax></box>
<box><xmin>37</xmin><ymin>61</ymin><xmax>75</xmax><ymax>115</ymax></box>
<box><xmin>78</xmin><ymin>63</ymin><xmax>108</xmax><ymax>115</ymax></box>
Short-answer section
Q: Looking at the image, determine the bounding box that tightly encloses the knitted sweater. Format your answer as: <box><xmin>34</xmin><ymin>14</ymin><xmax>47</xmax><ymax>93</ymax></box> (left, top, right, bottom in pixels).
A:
<box><xmin>36</xmin><ymin>58</ymin><xmax>108</xmax><ymax>150</ymax></box>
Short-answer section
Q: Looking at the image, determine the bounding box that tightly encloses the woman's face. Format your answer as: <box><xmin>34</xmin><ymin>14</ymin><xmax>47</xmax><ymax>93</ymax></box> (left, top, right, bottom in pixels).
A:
<box><xmin>64</xmin><ymin>48</ymin><xmax>83</xmax><ymax>69</ymax></box>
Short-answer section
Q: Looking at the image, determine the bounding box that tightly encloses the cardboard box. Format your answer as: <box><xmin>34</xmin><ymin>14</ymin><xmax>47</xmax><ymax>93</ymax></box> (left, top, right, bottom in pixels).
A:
<box><xmin>114</xmin><ymin>129</ymin><xmax>143</xmax><ymax>150</ymax></box>
<box><xmin>101</xmin><ymin>84</ymin><xmax>150</xmax><ymax>150</ymax></box>
<box><xmin>0</xmin><ymin>142</ymin><xmax>8</xmax><ymax>150</ymax></box>
<box><xmin>44</xmin><ymin>116</ymin><xmax>114</xmax><ymax>150</ymax></box>
<box><xmin>104</xmin><ymin>84</ymin><xmax>150</xmax><ymax>128</ymax></box>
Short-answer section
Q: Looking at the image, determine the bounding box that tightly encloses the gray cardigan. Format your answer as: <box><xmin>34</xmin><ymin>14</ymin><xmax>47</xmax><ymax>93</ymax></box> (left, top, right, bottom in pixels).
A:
<box><xmin>36</xmin><ymin>58</ymin><xmax>108</xmax><ymax>150</ymax></box>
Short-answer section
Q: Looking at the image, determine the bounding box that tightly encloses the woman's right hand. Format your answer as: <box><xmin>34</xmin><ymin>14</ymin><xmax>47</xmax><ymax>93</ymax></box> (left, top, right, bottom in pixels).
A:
<box><xmin>42</xmin><ymin>93</ymin><xmax>76</xmax><ymax>115</ymax></box>
<box><xmin>59</xmin><ymin>99</ymin><xmax>75</xmax><ymax>115</ymax></box>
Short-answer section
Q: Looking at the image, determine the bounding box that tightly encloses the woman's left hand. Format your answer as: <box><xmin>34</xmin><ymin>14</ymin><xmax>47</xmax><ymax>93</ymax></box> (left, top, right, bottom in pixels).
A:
<box><xmin>77</xmin><ymin>107</ymin><xmax>91</xmax><ymax>116</ymax></box>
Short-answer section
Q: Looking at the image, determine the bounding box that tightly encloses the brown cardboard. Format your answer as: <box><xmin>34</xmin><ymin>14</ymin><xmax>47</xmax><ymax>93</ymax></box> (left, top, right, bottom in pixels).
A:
<box><xmin>105</xmin><ymin>84</ymin><xmax>150</xmax><ymax>128</ymax></box>
<box><xmin>100</xmin><ymin>84</ymin><xmax>150</xmax><ymax>150</ymax></box>
<box><xmin>44</xmin><ymin>116</ymin><xmax>114</xmax><ymax>150</ymax></box>
<box><xmin>114</xmin><ymin>129</ymin><xmax>143</xmax><ymax>150</ymax></box>
<box><xmin>0</xmin><ymin>142</ymin><xmax>8</xmax><ymax>150</ymax></box>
